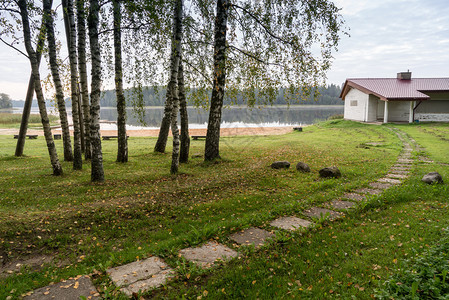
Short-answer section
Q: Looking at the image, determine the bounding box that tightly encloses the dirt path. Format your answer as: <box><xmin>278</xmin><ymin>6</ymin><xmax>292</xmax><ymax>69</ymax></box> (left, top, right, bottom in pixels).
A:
<box><xmin>0</xmin><ymin>126</ymin><xmax>297</xmax><ymax>137</ymax></box>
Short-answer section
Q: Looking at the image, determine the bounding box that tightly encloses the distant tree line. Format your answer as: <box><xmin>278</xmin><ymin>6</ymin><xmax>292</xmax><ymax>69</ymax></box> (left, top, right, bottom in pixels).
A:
<box><xmin>98</xmin><ymin>84</ymin><xmax>343</xmax><ymax>107</ymax></box>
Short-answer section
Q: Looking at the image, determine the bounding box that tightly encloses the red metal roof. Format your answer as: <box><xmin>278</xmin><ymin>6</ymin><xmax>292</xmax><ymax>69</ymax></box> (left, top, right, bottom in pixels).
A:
<box><xmin>340</xmin><ymin>78</ymin><xmax>449</xmax><ymax>101</ymax></box>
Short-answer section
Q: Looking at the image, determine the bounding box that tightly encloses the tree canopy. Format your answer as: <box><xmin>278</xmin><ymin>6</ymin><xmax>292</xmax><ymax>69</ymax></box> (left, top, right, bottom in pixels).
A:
<box><xmin>0</xmin><ymin>93</ymin><xmax>13</xmax><ymax>109</ymax></box>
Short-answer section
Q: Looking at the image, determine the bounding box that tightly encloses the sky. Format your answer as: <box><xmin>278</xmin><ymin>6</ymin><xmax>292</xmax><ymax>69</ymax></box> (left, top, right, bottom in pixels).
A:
<box><xmin>1</xmin><ymin>0</ymin><xmax>449</xmax><ymax>99</ymax></box>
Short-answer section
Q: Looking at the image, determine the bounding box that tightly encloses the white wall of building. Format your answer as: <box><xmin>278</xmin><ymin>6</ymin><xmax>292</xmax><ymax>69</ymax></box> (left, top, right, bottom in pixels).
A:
<box><xmin>366</xmin><ymin>95</ymin><xmax>379</xmax><ymax>122</ymax></box>
<box><xmin>344</xmin><ymin>89</ymin><xmax>449</xmax><ymax>123</ymax></box>
<box><xmin>387</xmin><ymin>101</ymin><xmax>410</xmax><ymax>122</ymax></box>
<box><xmin>344</xmin><ymin>88</ymin><xmax>369</xmax><ymax>121</ymax></box>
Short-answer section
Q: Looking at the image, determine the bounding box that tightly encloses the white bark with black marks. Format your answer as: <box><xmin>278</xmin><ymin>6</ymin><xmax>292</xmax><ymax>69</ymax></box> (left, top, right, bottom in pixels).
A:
<box><xmin>154</xmin><ymin>88</ymin><xmax>173</xmax><ymax>153</ymax></box>
<box><xmin>43</xmin><ymin>0</ymin><xmax>73</xmax><ymax>162</ymax></box>
<box><xmin>205</xmin><ymin>0</ymin><xmax>229</xmax><ymax>161</ymax></box>
<box><xmin>178</xmin><ymin>59</ymin><xmax>190</xmax><ymax>163</ymax></box>
<box><xmin>169</xmin><ymin>0</ymin><xmax>183</xmax><ymax>174</ymax></box>
<box><xmin>18</xmin><ymin>0</ymin><xmax>63</xmax><ymax>175</ymax></box>
<box><xmin>62</xmin><ymin>0</ymin><xmax>83</xmax><ymax>170</ymax></box>
<box><xmin>77</xmin><ymin>0</ymin><xmax>92</xmax><ymax>160</ymax></box>
<box><xmin>15</xmin><ymin>23</ymin><xmax>45</xmax><ymax>158</ymax></box>
<box><xmin>113</xmin><ymin>0</ymin><xmax>128</xmax><ymax>163</ymax></box>
<box><xmin>88</xmin><ymin>0</ymin><xmax>104</xmax><ymax>182</ymax></box>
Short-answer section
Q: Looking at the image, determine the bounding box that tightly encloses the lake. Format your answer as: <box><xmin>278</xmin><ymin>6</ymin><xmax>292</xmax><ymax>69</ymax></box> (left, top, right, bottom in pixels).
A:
<box><xmin>11</xmin><ymin>105</ymin><xmax>344</xmax><ymax>129</ymax></box>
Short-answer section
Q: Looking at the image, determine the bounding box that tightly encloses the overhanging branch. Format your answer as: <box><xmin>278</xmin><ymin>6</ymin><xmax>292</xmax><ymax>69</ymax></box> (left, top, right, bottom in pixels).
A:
<box><xmin>0</xmin><ymin>37</ymin><xmax>29</xmax><ymax>58</ymax></box>
<box><xmin>230</xmin><ymin>3</ymin><xmax>293</xmax><ymax>46</ymax></box>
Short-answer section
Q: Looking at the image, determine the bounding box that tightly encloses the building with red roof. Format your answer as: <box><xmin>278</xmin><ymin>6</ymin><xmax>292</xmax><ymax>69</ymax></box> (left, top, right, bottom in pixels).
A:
<box><xmin>340</xmin><ymin>72</ymin><xmax>449</xmax><ymax>123</ymax></box>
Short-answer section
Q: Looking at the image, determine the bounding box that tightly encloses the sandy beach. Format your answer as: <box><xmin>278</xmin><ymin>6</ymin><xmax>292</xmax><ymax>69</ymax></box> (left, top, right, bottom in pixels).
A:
<box><xmin>0</xmin><ymin>126</ymin><xmax>297</xmax><ymax>137</ymax></box>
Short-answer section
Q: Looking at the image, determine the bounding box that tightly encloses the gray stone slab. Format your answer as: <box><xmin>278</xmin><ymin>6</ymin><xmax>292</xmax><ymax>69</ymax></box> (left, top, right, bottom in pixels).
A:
<box><xmin>419</xmin><ymin>157</ymin><xmax>434</xmax><ymax>163</ymax></box>
<box><xmin>329</xmin><ymin>200</ymin><xmax>355</xmax><ymax>210</ymax></box>
<box><xmin>179</xmin><ymin>241</ymin><xmax>238</xmax><ymax>268</ymax></box>
<box><xmin>389</xmin><ymin>169</ymin><xmax>410</xmax><ymax>175</ymax></box>
<box><xmin>397</xmin><ymin>158</ymin><xmax>413</xmax><ymax>164</ymax></box>
<box><xmin>303</xmin><ymin>207</ymin><xmax>343</xmax><ymax>221</ymax></box>
<box><xmin>107</xmin><ymin>257</ymin><xmax>173</xmax><ymax>293</ymax></box>
<box><xmin>369</xmin><ymin>182</ymin><xmax>392</xmax><ymax>190</ymax></box>
<box><xmin>386</xmin><ymin>173</ymin><xmax>408</xmax><ymax>179</ymax></box>
<box><xmin>341</xmin><ymin>192</ymin><xmax>365</xmax><ymax>201</ymax></box>
<box><xmin>270</xmin><ymin>216</ymin><xmax>312</xmax><ymax>231</ymax></box>
<box><xmin>22</xmin><ymin>275</ymin><xmax>99</xmax><ymax>300</ymax></box>
<box><xmin>353</xmin><ymin>188</ymin><xmax>383</xmax><ymax>195</ymax></box>
<box><xmin>391</xmin><ymin>166</ymin><xmax>411</xmax><ymax>171</ymax></box>
<box><xmin>229</xmin><ymin>228</ymin><xmax>274</xmax><ymax>248</ymax></box>
<box><xmin>120</xmin><ymin>275</ymin><xmax>173</xmax><ymax>296</ymax></box>
<box><xmin>378</xmin><ymin>177</ymin><xmax>402</xmax><ymax>184</ymax></box>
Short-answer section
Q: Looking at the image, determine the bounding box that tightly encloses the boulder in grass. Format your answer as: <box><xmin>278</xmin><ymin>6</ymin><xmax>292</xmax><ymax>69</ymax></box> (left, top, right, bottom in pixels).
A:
<box><xmin>271</xmin><ymin>161</ymin><xmax>290</xmax><ymax>169</ymax></box>
<box><xmin>422</xmin><ymin>172</ymin><xmax>443</xmax><ymax>184</ymax></box>
<box><xmin>296</xmin><ymin>162</ymin><xmax>311</xmax><ymax>173</ymax></box>
<box><xmin>319</xmin><ymin>167</ymin><xmax>341</xmax><ymax>178</ymax></box>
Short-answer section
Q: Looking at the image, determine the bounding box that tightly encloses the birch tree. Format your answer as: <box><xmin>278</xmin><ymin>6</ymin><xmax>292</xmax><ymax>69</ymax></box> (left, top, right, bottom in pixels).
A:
<box><xmin>62</xmin><ymin>0</ymin><xmax>83</xmax><ymax>170</ymax></box>
<box><xmin>77</xmin><ymin>0</ymin><xmax>92</xmax><ymax>159</ymax></box>
<box><xmin>113</xmin><ymin>0</ymin><xmax>128</xmax><ymax>163</ymax></box>
<box><xmin>88</xmin><ymin>0</ymin><xmax>105</xmax><ymax>181</ymax></box>
<box><xmin>178</xmin><ymin>59</ymin><xmax>190</xmax><ymax>163</ymax></box>
<box><xmin>17</xmin><ymin>0</ymin><xmax>63</xmax><ymax>175</ymax></box>
<box><xmin>201</xmin><ymin>0</ymin><xmax>346</xmax><ymax>161</ymax></box>
<box><xmin>204</xmin><ymin>0</ymin><xmax>229</xmax><ymax>161</ymax></box>
<box><xmin>43</xmin><ymin>0</ymin><xmax>74</xmax><ymax>162</ymax></box>
<box><xmin>167</xmin><ymin>0</ymin><xmax>183</xmax><ymax>173</ymax></box>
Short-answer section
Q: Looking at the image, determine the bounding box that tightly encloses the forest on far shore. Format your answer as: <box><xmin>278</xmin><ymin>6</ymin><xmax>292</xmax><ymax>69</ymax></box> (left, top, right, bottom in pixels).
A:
<box><xmin>10</xmin><ymin>84</ymin><xmax>343</xmax><ymax>108</ymax></box>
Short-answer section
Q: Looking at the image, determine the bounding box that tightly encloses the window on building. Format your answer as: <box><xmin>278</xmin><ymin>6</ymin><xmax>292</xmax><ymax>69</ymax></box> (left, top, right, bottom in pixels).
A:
<box><xmin>350</xmin><ymin>100</ymin><xmax>358</xmax><ymax>106</ymax></box>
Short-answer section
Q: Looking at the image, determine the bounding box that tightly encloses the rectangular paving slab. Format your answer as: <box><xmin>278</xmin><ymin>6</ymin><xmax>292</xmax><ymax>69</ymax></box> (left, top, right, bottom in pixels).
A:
<box><xmin>389</xmin><ymin>169</ymin><xmax>410</xmax><ymax>175</ymax></box>
<box><xmin>386</xmin><ymin>173</ymin><xmax>408</xmax><ymax>179</ymax></box>
<box><xmin>391</xmin><ymin>166</ymin><xmax>411</xmax><ymax>171</ymax></box>
<box><xmin>341</xmin><ymin>192</ymin><xmax>366</xmax><ymax>201</ymax></box>
<box><xmin>329</xmin><ymin>200</ymin><xmax>356</xmax><ymax>210</ymax></box>
<box><xmin>369</xmin><ymin>182</ymin><xmax>392</xmax><ymax>190</ymax></box>
<box><xmin>270</xmin><ymin>216</ymin><xmax>312</xmax><ymax>231</ymax></box>
<box><xmin>107</xmin><ymin>257</ymin><xmax>173</xmax><ymax>295</ymax></box>
<box><xmin>179</xmin><ymin>241</ymin><xmax>238</xmax><ymax>268</ymax></box>
<box><xmin>353</xmin><ymin>188</ymin><xmax>382</xmax><ymax>195</ymax></box>
<box><xmin>22</xmin><ymin>275</ymin><xmax>99</xmax><ymax>300</ymax></box>
<box><xmin>397</xmin><ymin>158</ymin><xmax>413</xmax><ymax>164</ymax></box>
<box><xmin>303</xmin><ymin>207</ymin><xmax>343</xmax><ymax>221</ymax></box>
<box><xmin>229</xmin><ymin>228</ymin><xmax>274</xmax><ymax>248</ymax></box>
<box><xmin>378</xmin><ymin>177</ymin><xmax>402</xmax><ymax>184</ymax></box>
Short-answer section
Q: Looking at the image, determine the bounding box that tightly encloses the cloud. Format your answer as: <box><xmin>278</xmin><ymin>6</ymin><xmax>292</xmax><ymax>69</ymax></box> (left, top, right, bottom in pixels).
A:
<box><xmin>327</xmin><ymin>0</ymin><xmax>449</xmax><ymax>85</ymax></box>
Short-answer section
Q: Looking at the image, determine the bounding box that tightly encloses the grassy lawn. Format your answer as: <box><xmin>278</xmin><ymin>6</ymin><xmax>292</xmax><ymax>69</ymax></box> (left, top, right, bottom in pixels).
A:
<box><xmin>0</xmin><ymin>120</ymin><xmax>448</xmax><ymax>299</ymax></box>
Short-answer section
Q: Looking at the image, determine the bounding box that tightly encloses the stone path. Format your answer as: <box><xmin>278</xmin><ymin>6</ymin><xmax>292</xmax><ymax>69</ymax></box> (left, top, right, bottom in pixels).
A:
<box><xmin>22</xmin><ymin>275</ymin><xmax>100</xmax><ymax>300</ymax></box>
<box><xmin>179</xmin><ymin>241</ymin><xmax>238</xmax><ymax>268</ymax></box>
<box><xmin>22</xmin><ymin>127</ymin><xmax>417</xmax><ymax>298</ymax></box>
<box><xmin>106</xmin><ymin>257</ymin><xmax>174</xmax><ymax>296</ymax></box>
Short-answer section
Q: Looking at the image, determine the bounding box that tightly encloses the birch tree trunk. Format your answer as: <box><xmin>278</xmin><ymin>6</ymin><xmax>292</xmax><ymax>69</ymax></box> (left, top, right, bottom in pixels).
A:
<box><xmin>77</xmin><ymin>0</ymin><xmax>92</xmax><ymax>159</ymax></box>
<box><xmin>178</xmin><ymin>60</ymin><xmax>190</xmax><ymax>163</ymax></box>
<box><xmin>113</xmin><ymin>0</ymin><xmax>128</xmax><ymax>163</ymax></box>
<box><xmin>154</xmin><ymin>90</ymin><xmax>173</xmax><ymax>153</ymax></box>
<box><xmin>204</xmin><ymin>0</ymin><xmax>229</xmax><ymax>161</ymax></box>
<box><xmin>15</xmin><ymin>24</ymin><xmax>46</xmax><ymax>157</ymax></box>
<box><xmin>88</xmin><ymin>0</ymin><xmax>105</xmax><ymax>182</ymax></box>
<box><xmin>169</xmin><ymin>0</ymin><xmax>183</xmax><ymax>174</ymax></box>
<box><xmin>18</xmin><ymin>0</ymin><xmax>63</xmax><ymax>175</ymax></box>
<box><xmin>62</xmin><ymin>0</ymin><xmax>83</xmax><ymax>170</ymax></box>
<box><xmin>43</xmin><ymin>0</ymin><xmax>73</xmax><ymax>162</ymax></box>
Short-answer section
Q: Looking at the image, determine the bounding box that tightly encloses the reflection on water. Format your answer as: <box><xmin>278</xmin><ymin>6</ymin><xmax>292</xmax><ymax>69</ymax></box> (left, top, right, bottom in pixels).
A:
<box><xmin>13</xmin><ymin>105</ymin><xmax>344</xmax><ymax>128</ymax></box>
<box><xmin>100</xmin><ymin>105</ymin><xmax>343</xmax><ymax>128</ymax></box>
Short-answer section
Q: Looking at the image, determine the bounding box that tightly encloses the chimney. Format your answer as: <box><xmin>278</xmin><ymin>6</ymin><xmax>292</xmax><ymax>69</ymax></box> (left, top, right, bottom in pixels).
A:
<box><xmin>397</xmin><ymin>70</ymin><xmax>412</xmax><ymax>80</ymax></box>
